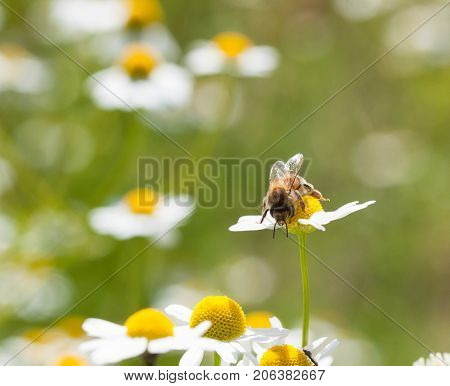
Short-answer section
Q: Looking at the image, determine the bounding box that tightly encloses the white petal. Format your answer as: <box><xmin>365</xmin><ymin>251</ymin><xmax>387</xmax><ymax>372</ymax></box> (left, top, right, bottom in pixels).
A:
<box><xmin>229</xmin><ymin>215</ymin><xmax>277</xmax><ymax>232</ymax></box>
<box><xmin>82</xmin><ymin>318</ymin><xmax>126</xmax><ymax>338</ymax></box>
<box><xmin>190</xmin><ymin>321</ymin><xmax>212</xmax><ymax>337</ymax></box>
<box><xmin>150</xmin><ymin>64</ymin><xmax>193</xmax><ymax>109</ymax></box>
<box><xmin>315</xmin><ymin>339</ymin><xmax>339</xmax><ymax>361</ymax></box>
<box><xmin>164</xmin><ymin>304</ymin><xmax>192</xmax><ymax>323</ymax></box>
<box><xmin>305</xmin><ymin>336</ymin><xmax>328</xmax><ymax>352</ymax></box>
<box><xmin>88</xmin><ymin>337</ymin><xmax>148</xmax><ymax>365</ymax></box>
<box><xmin>185</xmin><ymin>43</ymin><xmax>226</xmax><ymax>75</ymax></box>
<box><xmin>269</xmin><ymin>316</ymin><xmax>283</xmax><ymax>329</ymax></box>
<box><xmin>299</xmin><ymin>200</ymin><xmax>376</xmax><ymax>230</ymax></box>
<box><xmin>318</xmin><ymin>355</ymin><xmax>334</xmax><ymax>366</ymax></box>
<box><xmin>179</xmin><ymin>347</ymin><xmax>205</xmax><ymax>366</ymax></box>
<box><xmin>216</xmin><ymin>343</ymin><xmax>238</xmax><ymax>364</ymax></box>
<box><xmin>236</xmin><ymin>46</ymin><xmax>279</xmax><ymax>77</ymax></box>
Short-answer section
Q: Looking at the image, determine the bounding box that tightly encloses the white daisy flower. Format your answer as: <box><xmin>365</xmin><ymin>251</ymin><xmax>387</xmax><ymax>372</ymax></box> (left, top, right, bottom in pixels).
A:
<box><xmin>163</xmin><ymin>296</ymin><xmax>289</xmax><ymax>366</ymax></box>
<box><xmin>0</xmin><ymin>45</ymin><xmax>50</xmax><ymax>94</ymax></box>
<box><xmin>80</xmin><ymin>308</ymin><xmax>216</xmax><ymax>365</ymax></box>
<box><xmin>256</xmin><ymin>337</ymin><xmax>339</xmax><ymax>366</ymax></box>
<box><xmin>88</xmin><ymin>188</ymin><xmax>194</xmax><ymax>245</ymax></box>
<box><xmin>87</xmin><ymin>43</ymin><xmax>192</xmax><ymax>111</ymax></box>
<box><xmin>245</xmin><ymin>313</ymin><xmax>338</xmax><ymax>366</ymax></box>
<box><xmin>50</xmin><ymin>0</ymin><xmax>179</xmax><ymax>60</ymax></box>
<box><xmin>229</xmin><ymin>154</ymin><xmax>375</xmax><ymax>234</ymax></box>
<box><xmin>413</xmin><ymin>352</ymin><xmax>449</xmax><ymax>366</ymax></box>
<box><xmin>185</xmin><ymin>31</ymin><xmax>279</xmax><ymax>77</ymax></box>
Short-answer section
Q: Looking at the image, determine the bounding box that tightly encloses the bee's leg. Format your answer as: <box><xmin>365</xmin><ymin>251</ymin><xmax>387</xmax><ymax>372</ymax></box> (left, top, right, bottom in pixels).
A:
<box><xmin>260</xmin><ymin>209</ymin><xmax>269</xmax><ymax>224</ymax></box>
<box><xmin>294</xmin><ymin>190</ymin><xmax>306</xmax><ymax>210</ymax></box>
<box><xmin>272</xmin><ymin>223</ymin><xmax>277</xmax><ymax>239</ymax></box>
<box><xmin>285</xmin><ymin>221</ymin><xmax>289</xmax><ymax>238</ymax></box>
<box><xmin>311</xmin><ymin>189</ymin><xmax>329</xmax><ymax>201</ymax></box>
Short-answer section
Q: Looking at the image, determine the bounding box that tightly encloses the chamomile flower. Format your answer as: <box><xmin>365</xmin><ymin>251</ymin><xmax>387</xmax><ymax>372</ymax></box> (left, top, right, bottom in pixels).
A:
<box><xmin>88</xmin><ymin>188</ymin><xmax>194</xmax><ymax>246</ymax></box>
<box><xmin>87</xmin><ymin>43</ymin><xmax>193</xmax><ymax>111</ymax></box>
<box><xmin>80</xmin><ymin>308</ymin><xmax>215</xmax><ymax>365</ymax></box>
<box><xmin>248</xmin><ymin>317</ymin><xmax>338</xmax><ymax>366</ymax></box>
<box><xmin>185</xmin><ymin>31</ymin><xmax>279</xmax><ymax>77</ymax></box>
<box><xmin>229</xmin><ymin>154</ymin><xmax>375</xmax><ymax>234</ymax></box>
<box><xmin>413</xmin><ymin>352</ymin><xmax>449</xmax><ymax>366</ymax></box>
<box><xmin>257</xmin><ymin>336</ymin><xmax>339</xmax><ymax>366</ymax></box>
<box><xmin>0</xmin><ymin>45</ymin><xmax>50</xmax><ymax>94</ymax></box>
<box><xmin>164</xmin><ymin>296</ymin><xmax>288</xmax><ymax>366</ymax></box>
<box><xmin>50</xmin><ymin>0</ymin><xmax>177</xmax><ymax>54</ymax></box>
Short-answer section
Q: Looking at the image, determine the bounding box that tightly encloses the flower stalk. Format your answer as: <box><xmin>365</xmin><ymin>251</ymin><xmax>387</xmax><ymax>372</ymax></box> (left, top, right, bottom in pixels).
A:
<box><xmin>298</xmin><ymin>231</ymin><xmax>309</xmax><ymax>347</ymax></box>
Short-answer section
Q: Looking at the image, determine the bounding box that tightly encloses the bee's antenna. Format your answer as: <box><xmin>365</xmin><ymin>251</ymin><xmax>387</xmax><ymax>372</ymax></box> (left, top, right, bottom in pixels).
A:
<box><xmin>272</xmin><ymin>223</ymin><xmax>277</xmax><ymax>239</ymax></box>
<box><xmin>285</xmin><ymin>222</ymin><xmax>289</xmax><ymax>238</ymax></box>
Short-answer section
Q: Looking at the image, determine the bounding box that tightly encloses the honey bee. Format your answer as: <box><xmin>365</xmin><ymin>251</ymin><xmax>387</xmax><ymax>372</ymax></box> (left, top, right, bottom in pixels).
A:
<box><xmin>261</xmin><ymin>154</ymin><xmax>327</xmax><ymax>238</ymax></box>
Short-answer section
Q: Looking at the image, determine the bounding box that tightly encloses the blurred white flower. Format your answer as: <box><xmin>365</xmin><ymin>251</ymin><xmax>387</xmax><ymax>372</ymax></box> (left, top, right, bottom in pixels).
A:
<box><xmin>353</xmin><ymin>131</ymin><xmax>425</xmax><ymax>188</ymax></box>
<box><xmin>0</xmin><ymin>45</ymin><xmax>50</xmax><ymax>94</ymax></box>
<box><xmin>50</xmin><ymin>0</ymin><xmax>178</xmax><ymax>60</ymax></box>
<box><xmin>413</xmin><ymin>352</ymin><xmax>449</xmax><ymax>366</ymax></box>
<box><xmin>385</xmin><ymin>4</ymin><xmax>450</xmax><ymax>67</ymax></box>
<box><xmin>164</xmin><ymin>296</ymin><xmax>288</xmax><ymax>366</ymax></box>
<box><xmin>221</xmin><ymin>256</ymin><xmax>276</xmax><ymax>305</ymax></box>
<box><xmin>87</xmin><ymin>43</ymin><xmax>192</xmax><ymax>111</ymax></box>
<box><xmin>185</xmin><ymin>31</ymin><xmax>279</xmax><ymax>77</ymax></box>
<box><xmin>153</xmin><ymin>283</ymin><xmax>207</xmax><ymax>311</ymax></box>
<box><xmin>81</xmin><ymin>308</ymin><xmax>216</xmax><ymax>365</ymax></box>
<box><xmin>1</xmin><ymin>317</ymin><xmax>91</xmax><ymax>366</ymax></box>
<box><xmin>333</xmin><ymin>0</ymin><xmax>394</xmax><ymax>22</ymax></box>
<box><xmin>0</xmin><ymin>262</ymin><xmax>72</xmax><ymax>321</ymax></box>
<box><xmin>88</xmin><ymin>188</ymin><xmax>194</xmax><ymax>246</ymax></box>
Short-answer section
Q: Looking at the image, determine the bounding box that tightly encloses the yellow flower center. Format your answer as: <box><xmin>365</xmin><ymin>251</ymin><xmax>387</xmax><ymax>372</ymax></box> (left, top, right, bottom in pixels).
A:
<box><xmin>56</xmin><ymin>355</ymin><xmax>86</xmax><ymax>366</ymax></box>
<box><xmin>190</xmin><ymin>296</ymin><xmax>246</xmax><ymax>341</ymax></box>
<box><xmin>287</xmin><ymin>195</ymin><xmax>324</xmax><ymax>233</ymax></box>
<box><xmin>125</xmin><ymin>308</ymin><xmax>174</xmax><ymax>340</ymax></box>
<box><xmin>120</xmin><ymin>44</ymin><xmax>158</xmax><ymax>79</ymax></box>
<box><xmin>260</xmin><ymin>345</ymin><xmax>315</xmax><ymax>366</ymax></box>
<box><xmin>213</xmin><ymin>32</ymin><xmax>252</xmax><ymax>58</ymax></box>
<box><xmin>246</xmin><ymin>311</ymin><xmax>273</xmax><ymax>328</ymax></box>
<box><xmin>126</xmin><ymin>0</ymin><xmax>164</xmax><ymax>28</ymax></box>
<box><xmin>124</xmin><ymin>188</ymin><xmax>159</xmax><ymax>214</ymax></box>
<box><xmin>23</xmin><ymin>328</ymin><xmax>62</xmax><ymax>344</ymax></box>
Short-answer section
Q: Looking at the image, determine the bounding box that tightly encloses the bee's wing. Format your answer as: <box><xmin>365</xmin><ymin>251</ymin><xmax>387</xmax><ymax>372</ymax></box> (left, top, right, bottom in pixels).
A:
<box><xmin>269</xmin><ymin>160</ymin><xmax>288</xmax><ymax>183</ymax></box>
<box><xmin>286</xmin><ymin>153</ymin><xmax>304</xmax><ymax>177</ymax></box>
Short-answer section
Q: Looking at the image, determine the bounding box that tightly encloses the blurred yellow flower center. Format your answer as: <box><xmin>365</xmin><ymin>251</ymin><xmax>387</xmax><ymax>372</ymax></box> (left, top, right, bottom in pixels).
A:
<box><xmin>23</xmin><ymin>328</ymin><xmax>61</xmax><ymax>344</ymax></box>
<box><xmin>126</xmin><ymin>0</ymin><xmax>164</xmax><ymax>28</ymax></box>
<box><xmin>125</xmin><ymin>308</ymin><xmax>174</xmax><ymax>340</ymax></box>
<box><xmin>213</xmin><ymin>32</ymin><xmax>252</xmax><ymax>58</ymax></box>
<box><xmin>190</xmin><ymin>296</ymin><xmax>246</xmax><ymax>341</ymax></box>
<box><xmin>121</xmin><ymin>44</ymin><xmax>158</xmax><ymax>79</ymax></box>
<box><xmin>260</xmin><ymin>345</ymin><xmax>314</xmax><ymax>366</ymax></box>
<box><xmin>57</xmin><ymin>316</ymin><xmax>85</xmax><ymax>338</ymax></box>
<box><xmin>246</xmin><ymin>311</ymin><xmax>273</xmax><ymax>328</ymax></box>
<box><xmin>56</xmin><ymin>355</ymin><xmax>86</xmax><ymax>366</ymax></box>
<box><xmin>124</xmin><ymin>188</ymin><xmax>159</xmax><ymax>214</ymax></box>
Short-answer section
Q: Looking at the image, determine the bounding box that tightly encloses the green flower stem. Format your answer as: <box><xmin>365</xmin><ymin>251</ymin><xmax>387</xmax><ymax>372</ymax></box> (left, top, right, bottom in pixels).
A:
<box><xmin>214</xmin><ymin>352</ymin><xmax>221</xmax><ymax>366</ymax></box>
<box><xmin>298</xmin><ymin>232</ymin><xmax>309</xmax><ymax>347</ymax></box>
